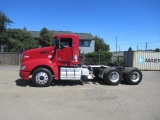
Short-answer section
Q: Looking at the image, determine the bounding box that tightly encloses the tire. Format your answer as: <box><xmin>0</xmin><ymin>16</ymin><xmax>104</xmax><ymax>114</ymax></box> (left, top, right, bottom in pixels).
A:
<box><xmin>122</xmin><ymin>67</ymin><xmax>131</xmax><ymax>83</ymax></box>
<box><xmin>32</xmin><ymin>68</ymin><xmax>53</xmax><ymax>87</ymax></box>
<box><xmin>103</xmin><ymin>67</ymin><xmax>122</xmax><ymax>85</ymax></box>
<box><xmin>124</xmin><ymin>68</ymin><xmax>142</xmax><ymax>85</ymax></box>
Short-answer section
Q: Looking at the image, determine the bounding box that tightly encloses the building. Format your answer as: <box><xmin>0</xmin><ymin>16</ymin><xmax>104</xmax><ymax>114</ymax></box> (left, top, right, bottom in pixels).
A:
<box><xmin>29</xmin><ymin>30</ymin><xmax>94</xmax><ymax>53</ymax></box>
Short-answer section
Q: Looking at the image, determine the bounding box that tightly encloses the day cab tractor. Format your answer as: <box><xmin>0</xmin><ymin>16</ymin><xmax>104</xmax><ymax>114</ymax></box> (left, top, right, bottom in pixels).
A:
<box><xmin>19</xmin><ymin>34</ymin><xmax>142</xmax><ymax>87</ymax></box>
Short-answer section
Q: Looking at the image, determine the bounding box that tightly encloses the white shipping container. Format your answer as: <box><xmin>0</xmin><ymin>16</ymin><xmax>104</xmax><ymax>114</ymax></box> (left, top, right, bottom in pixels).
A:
<box><xmin>124</xmin><ymin>51</ymin><xmax>160</xmax><ymax>70</ymax></box>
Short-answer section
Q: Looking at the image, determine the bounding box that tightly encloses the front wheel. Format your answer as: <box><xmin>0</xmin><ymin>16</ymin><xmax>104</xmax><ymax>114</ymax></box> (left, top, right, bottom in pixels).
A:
<box><xmin>104</xmin><ymin>67</ymin><xmax>122</xmax><ymax>85</ymax></box>
<box><xmin>32</xmin><ymin>68</ymin><xmax>53</xmax><ymax>87</ymax></box>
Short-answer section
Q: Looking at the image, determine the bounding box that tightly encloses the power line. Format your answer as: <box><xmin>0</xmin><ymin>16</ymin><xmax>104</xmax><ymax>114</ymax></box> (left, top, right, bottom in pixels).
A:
<box><xmin>112</xmin><ymin>26</ymin><xmax>160</xmax><ymax>51</ymax></box>
<box><xmin>119</xmin><ymin>40</ymin><xmax>160</xmax><ymax>46</ymax></box>
<box><xmin>117</xmin><ymin>26</ymin><xmax>160</xmax><ymax>41</ymax></box>
<box><xmin>147</xmin><ymin>40</ymin><xmax>160</xmax><ymax>43</ymax></box>
<box><xmin>117</xmin><ymin>40</ymin><xmax>160</xmax><ymax>51</ymax></box>
<box><xmin>118</xmin><ymin>26</ymin><xmax>160</xmax><ymax>37</ymax></box>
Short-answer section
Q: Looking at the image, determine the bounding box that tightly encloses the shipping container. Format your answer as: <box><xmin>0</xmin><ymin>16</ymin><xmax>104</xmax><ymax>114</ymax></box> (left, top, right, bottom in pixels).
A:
<box><xmin>124</xmin><ymin>51</ymin><xmax>160</xmax><ymax>70</ymax></box>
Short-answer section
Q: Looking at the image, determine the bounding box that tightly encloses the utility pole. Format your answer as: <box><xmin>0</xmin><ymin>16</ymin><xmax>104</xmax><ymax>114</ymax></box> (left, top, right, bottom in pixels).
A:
<box><xmin>137</xmin><ymin>45</ymin><xmax>138</xmax><ymax>51</ymax></box>
<box><xmin>116</xmin><ymin>36</ymin><xmax>117</xmax><ymax>52</ymax></box>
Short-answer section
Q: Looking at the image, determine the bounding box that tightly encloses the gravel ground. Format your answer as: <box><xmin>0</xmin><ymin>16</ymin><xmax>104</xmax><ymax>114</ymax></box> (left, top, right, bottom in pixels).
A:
<box><xmin>0</xmin><ymin>65</ymin><xmax>160</xmax><ymax>120</ymax></box>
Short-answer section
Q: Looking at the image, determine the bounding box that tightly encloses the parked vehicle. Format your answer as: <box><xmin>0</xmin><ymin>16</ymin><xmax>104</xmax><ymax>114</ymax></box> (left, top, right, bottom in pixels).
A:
<box><xmin>19</xmin><ymin>34</ymin><xmax>142</xmax><ymax>87</ymax></box>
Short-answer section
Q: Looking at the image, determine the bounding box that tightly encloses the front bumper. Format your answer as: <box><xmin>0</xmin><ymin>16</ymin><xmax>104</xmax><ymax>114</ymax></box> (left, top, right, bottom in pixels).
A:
<box><xmin>19</xmin><ymin>70</ymin><xmax>30</xmax><ymax>80</ymax></box>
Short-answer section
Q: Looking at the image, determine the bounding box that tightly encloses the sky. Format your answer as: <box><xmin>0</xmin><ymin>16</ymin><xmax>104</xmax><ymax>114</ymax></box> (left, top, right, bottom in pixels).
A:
<box><xmin>0</xmin><ymin>0</ymin><xmax>160</xmax><ymax>51</ymax></box>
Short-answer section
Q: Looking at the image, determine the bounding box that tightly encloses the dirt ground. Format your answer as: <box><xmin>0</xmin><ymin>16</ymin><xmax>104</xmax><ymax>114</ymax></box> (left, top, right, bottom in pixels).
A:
<box><xmin>0</xmin><ymin>65</ymin><xmax>160</xmax><ymax>120</ymax></box>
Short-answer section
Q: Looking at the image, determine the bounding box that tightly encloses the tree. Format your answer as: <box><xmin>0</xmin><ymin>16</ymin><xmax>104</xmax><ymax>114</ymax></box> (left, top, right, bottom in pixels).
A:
<box><xmin>0</xmin><ymin>11</ymin><xmax>13</xmax><ymax>33</ymax></box>
<box><xmin>22</xmin><ymin>26</ymin><xmax>27</xmax><ymax>31</ymax></box>
<box><xmin>155</xmin><ymin>48</ymin><xmax>160</xmax><ymax>52</ymax></box>
<box><xmin>94</xmin><ymin>35</ymin><xmax>110</xmax><ymax>52</ymax></box>
<box><xmin>5</xmin><ymin>29</ymin><xmax>38</xmax><ymax>52</ymax></box>
<box><xmin>128</xmin><ymin>47</ymin><xmax>132</xmax><ymax>51</ymax></box>
<box><xmin>39</xmin><ymin>27</ymin><xmax>52</xmax><ymax>47</ymax></box>
<box><xmin>0</xmin><ymin>11</ymin><xmax>13</xmax><ymax>51</ymax></box>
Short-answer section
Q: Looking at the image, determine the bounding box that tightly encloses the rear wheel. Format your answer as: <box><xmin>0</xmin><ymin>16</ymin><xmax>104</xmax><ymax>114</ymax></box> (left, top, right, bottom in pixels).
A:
<box><xmin>104</xmin><ymin>67</ymin><xmax>122</xmax><ymax>85</ymax></box>
<box><xmin>32</xmin><ymin>68</ymin><xmax>53</xmax><ymax>87</ymax></box>
<box><xmin>124</xmin><ymin>68</ymin><xmax>142</xmax><ymax>85</ymax></box>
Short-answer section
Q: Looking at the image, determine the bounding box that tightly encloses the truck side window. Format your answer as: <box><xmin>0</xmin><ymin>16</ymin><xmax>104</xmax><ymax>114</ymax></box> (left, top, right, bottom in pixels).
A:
<box><xmin>60</xmin><ymin>38</ymin><xmax>72</xmax><ymax>47</ymax></box>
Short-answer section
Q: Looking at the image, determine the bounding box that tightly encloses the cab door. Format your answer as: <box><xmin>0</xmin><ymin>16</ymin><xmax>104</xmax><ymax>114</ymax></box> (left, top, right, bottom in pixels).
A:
<box><xmin>56</xmin><ymin>38</ymin><xmax>73</xmax><ymax>65</ymax></box>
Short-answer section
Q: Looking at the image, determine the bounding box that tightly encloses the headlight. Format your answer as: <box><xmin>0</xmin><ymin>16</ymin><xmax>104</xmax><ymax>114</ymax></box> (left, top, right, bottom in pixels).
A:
<box><xmin>20</xmin><ymin>65</ymin><xmax>26</xmax><ymax>70</ymax></box>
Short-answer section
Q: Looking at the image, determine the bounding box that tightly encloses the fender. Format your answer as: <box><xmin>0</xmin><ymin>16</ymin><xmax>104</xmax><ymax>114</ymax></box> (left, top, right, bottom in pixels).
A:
<box><xmin>21</xmin><ymin>58</ymin><xmax>59</xmax><ymax>80</ymax></box>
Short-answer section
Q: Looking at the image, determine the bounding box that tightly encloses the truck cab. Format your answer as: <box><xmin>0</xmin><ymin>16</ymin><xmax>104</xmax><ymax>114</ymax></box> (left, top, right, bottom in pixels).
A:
<box><xmin>20</xmin><ymin>34</ymin><xmax>90</xmax><ymax>86</ymax></box>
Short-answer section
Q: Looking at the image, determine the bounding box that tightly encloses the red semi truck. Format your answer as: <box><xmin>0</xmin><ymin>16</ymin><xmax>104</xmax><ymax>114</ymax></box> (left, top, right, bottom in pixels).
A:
<box><xmin>20</xmin><ymin>34</ymin><xmax>142</xmax><ymax>87</ymax></box>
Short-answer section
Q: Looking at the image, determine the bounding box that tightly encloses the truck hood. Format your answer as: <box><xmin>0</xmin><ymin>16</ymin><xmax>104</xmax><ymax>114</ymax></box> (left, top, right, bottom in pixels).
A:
<box><xmin>22</xmin><ymin>46</ymin><xmax>54</xmax><ymax>63</ymax></box>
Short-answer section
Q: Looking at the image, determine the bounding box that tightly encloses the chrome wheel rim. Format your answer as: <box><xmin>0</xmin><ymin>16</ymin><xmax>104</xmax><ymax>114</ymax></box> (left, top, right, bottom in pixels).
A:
<box><xmin>36</xmin><ymin>72</ymin><xmax>48</xmax><ymax>84</ymax></box>
<box><xmin>109</xmin><ymin>71</ymin><xmax>119</xmax><ymax>83</ymax></box>
<box><xmin>130</xmin><ymin>71</ymin><xmax>140</xmax><ymax>82</ymax></box>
